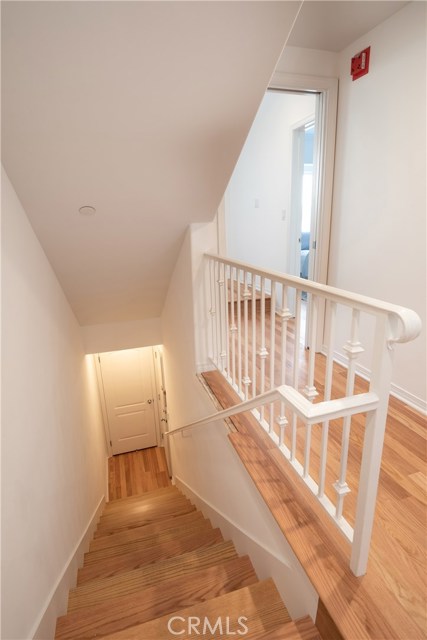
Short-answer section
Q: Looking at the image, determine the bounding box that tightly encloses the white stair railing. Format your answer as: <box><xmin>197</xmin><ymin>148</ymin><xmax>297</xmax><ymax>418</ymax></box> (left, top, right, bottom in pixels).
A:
<box><xmin>203</xmin><ymin>253</ymin><xmax>421</xmax><ymax>577</ymax></box>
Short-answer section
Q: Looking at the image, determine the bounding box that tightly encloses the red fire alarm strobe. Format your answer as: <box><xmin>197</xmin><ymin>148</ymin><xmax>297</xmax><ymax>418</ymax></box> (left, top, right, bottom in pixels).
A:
<box><xmin>351</xmin><ymin>46</ymin><xmax>370</xmax><ymax>81</ymax></box>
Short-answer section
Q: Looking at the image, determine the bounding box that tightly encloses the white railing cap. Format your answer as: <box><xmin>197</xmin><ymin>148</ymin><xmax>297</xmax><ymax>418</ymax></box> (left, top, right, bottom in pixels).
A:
<box><xmin>206</xmin><ymin>253</ymin><xmax>421</xmax><ymax>345</ymax></box>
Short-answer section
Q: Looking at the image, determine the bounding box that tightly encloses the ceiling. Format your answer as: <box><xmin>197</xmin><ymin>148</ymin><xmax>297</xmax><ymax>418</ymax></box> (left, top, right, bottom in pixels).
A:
<box><xmin>288</xmin><ymin>1</ymin><xmax>409</xmax><ymax>52</ymax></box>
<box><xmin>1</xmin><ymin>1</ymin><xmax>409</xmax><ymax>327</ymax></box>
<box><xmin>2</xmin><ymin>1</ymin><xmax>300</xmax><ymax>325</ymax></box>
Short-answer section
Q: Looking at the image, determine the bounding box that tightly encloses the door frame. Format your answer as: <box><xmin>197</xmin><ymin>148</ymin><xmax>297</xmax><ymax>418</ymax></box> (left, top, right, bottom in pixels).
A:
<box><xmin>289</xmin><ymin>114</ymin><xmax>316</xmax><ymax>281</ymax></box>
<box><xmin>218</xmin><ymin>73</ymin><xmax>338</xmax><ymax>351</ymax></box>
<box><xmin>94</xmin><ymin>347</ymin><xmax>162</xmax><ymax>458</ymax></box>
<box><xmin>268</xmin><ymin>72</ymin><xmax>338</xmax><ymax>297</ymax></box>
<box><xmin>152</xmin><ymin>345</ymin><xmax>172</xmax><ymax>476</ymax></box>
<box><xmin>94</xmin><ymin>353</ymin><xmax>113</xmax><ymax>457</ymax></box>
<box><xmin>270</xmin><ymin>74</ymin><xmax>338</xmax><ymax>352</ymax></box>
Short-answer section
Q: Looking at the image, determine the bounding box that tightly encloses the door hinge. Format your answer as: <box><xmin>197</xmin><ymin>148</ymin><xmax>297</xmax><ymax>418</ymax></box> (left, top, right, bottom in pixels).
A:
<box><xmin>312</xmin><ymin>240</ymin><xmax>317</xmax><ymax>249</ymax></box>
<box><xmin>109</xmin><ymin>440</ymin><xmax>112</xmax><ymax>447</ymax></box>
<box><xmin>98</xmin><ymin>355</ymin><xmax>101</xmax><ymax>363</ymax></box>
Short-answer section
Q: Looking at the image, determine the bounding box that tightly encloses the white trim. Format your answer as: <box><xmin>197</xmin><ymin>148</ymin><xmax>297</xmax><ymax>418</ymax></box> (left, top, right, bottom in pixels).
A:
<box><xmin>31</xmin><ymin>495</ymin><xmax>105</xmax><ymax>640</ymax></box>
<box><xmin>389</xmin><ymin>384</ymin><xmax>427</xmax><ymax>416</ymax></box>
<box><xmin>196</xmin><ymin>361</ymin><xmax>216</xmax><ymax>374</ymax></box>
<box><xmin>94</xmin><ymin>353</ymin><xmax>113</xmax><ymax>456</ymax></box>
<box><xmin>149</xmin><ymin>346</ymin><xmax>163</xmax><ymax>448</ymax></box>
<box><xmin>105</xmin><ymin>456</ymin><xmax>110</xmax><ymax>504</ymax></box>
<box><xmin>173</xmin><ymin>475</ymin><xmax>318</xmax><ymax>621</ymax></box>
<box><xmin>324</xmin><ymin>347</ymin><xmax>427</xmax><ymax>415</ymax></box>
<box><xmin>269</xmin><ymin>72</ymin><xmax>338</xmax><ymax>293</ymax></box>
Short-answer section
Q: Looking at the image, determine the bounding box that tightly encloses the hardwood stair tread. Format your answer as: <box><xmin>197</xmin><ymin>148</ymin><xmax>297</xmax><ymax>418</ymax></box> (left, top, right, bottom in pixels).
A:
<box><xmin>77</xmin><ymin>527</ymin><xmax>224</xmax><ymax>584</ymax></box>
<box><xmin>94</xmin><ymin>502</ymin><xmax>197</xmax><ymax>537</ymax></box>
<box><xmin>89</xmin><ymin>510</ymin><xmax>205</xmax><ymax>551</ymax></box>
<box><xmin>101</xmin><ymin>493</ymin><xmax>188</xmax><ymax>521</ymax></box>
<box><xmin>248</xmin><ymin>617</ymin><xmax>322</xmax><ymax>640</ymax></box>
<box><xmin>68</xmin><ymin>541</ymin><xmax>239</xmax><ymax>613</ymax></box>
<box><xmin>56</xmin><ymin>556</ymin><xmax>258</xmax><ymax>639</ymax></box>
<box><xmin>105</xmin><ymin>485</ymin><xmax>180</xmax><ymax>509</ymax></box>
<box><xmin>84</xmin><ymin>519</ymin><xmax>214</xmax><ymax>564</ymax></box>
<box><xmin>98</xmin><ymin>495</ymin><xmax>192</xmax><ymax>524</ymax></box>
<box><xmin>100</xmin><ymin>578</ymin><xmax>290</xmax><ymax>640</ymax></box>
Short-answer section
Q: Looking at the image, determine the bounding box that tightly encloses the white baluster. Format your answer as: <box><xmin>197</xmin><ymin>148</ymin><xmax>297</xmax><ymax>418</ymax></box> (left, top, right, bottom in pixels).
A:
<box><xmin>217</xmin><ymin>262</ymin><xmax>226</xmax><ymax>372</ymax></box>
<box><xmin>318</xmin><ymin>300</ymin><xmax>336</xmax><ymax>498</ymax></box>
<box><xmin>276</xmin><ymin>284</ymin><xmax>292</xmax><ymax>446</ymax></box>
<box><xmin>236</xmin><ymin>271</ymin><xmax>242</xmax><ymax>396</ymax></box>
<box><xmin>258</xmin><ymin>277</ymin><xmax>269</xmax><ymax>420</ymax></box>
<box><xmin>252</xmin><ymin>273</ymin><xmax>257</xmax><ymax>398</ymax></box>
<box><xmin>242</xmin><ymin>271</ymin><xmax>251</xmax><ymax>400</ymax></box>
<box><xmin>304</xmin><ymin>294</ymin><xmax>319</xmax><ymax>401</ymax></box>
<box><xmin>229</xmin><ymin>267</ymin><xmax>237</xmax><ymax>387</ymax></box>
<box><xmin>224</xmin><ymin>264</ymin><xmax>230</xmax><ymax>378</ymax></box>
<box><xmin>290</xmin><ymin>292</ymin><xmax>302</xmax><ymax>461</ymax></box>
<box><xmin>209</xmin><ymin>258</ymin><xmax>218</xmax><ymax>366</ymax></box>
<box><xmin>293</xmin><ymin>292</ymin><xmax>302</xmax><ymax>387</ymax></box>
<box><xmin>334</xmin><ymin>309</ymin><xmax>364</xmax><ymax>520</ymax></box>
<box><xmin>351</xmin><ymin>314</ymin><xmax>394</xmax><ymax>576</ymax></box>
<box><xmin>269</xmin><ymin>282</ymin><xmax>276</xmax><ymax>433</ymax></box>
<box><xmin>303</xmin><ymin>295</ymin><xmax>319</xmax><ymax>478</ymax></box>
<box><xmin>304</xmin><ymin>424</ymin><xmax>312</xmax><ymax>478</ymax></box>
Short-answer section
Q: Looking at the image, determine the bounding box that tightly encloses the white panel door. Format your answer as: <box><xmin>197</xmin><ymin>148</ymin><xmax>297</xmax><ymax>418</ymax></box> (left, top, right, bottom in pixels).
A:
<box><xmin>99</xmin><ymin>348</ymin><xmax>158</xmax><ymax>455</ymax></box>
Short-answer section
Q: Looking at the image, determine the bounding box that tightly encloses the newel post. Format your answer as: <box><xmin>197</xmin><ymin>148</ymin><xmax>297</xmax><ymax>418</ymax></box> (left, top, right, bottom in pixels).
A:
<box><xmin>350</xmin><ymin>313</ymin><xmax>395</xmax><ymax>576</ymax></box>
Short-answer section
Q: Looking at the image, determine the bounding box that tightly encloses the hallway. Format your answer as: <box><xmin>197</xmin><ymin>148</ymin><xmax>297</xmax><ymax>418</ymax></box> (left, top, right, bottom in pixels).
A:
<box><xmin>108</xmin><ymin>447</ymin><xmax>171</xmax><ymax>501</ymax></box>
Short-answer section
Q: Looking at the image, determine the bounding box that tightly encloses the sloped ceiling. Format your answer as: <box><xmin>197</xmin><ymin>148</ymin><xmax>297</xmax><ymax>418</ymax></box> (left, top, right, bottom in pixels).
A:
<box><xmin>1</xmin><ymin>1</ymin><xmax>300</xmax><ymax>325</ymax></box>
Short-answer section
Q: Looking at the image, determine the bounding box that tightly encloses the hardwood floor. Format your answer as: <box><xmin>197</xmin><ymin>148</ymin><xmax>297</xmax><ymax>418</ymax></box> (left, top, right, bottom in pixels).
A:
<box><xmin>108</xmin><ymin>447</ymin><xmax>171</xmax><ymax>501</ymax></box>
<box><xmin>201</xmin><ymin>365</ymin><xmax>427</xmax><ymax>639</ymax></box>
<box><xmin>222</xmin><ymin>302</ymin><xmax>426</xmax><ymax>529</ymax></box>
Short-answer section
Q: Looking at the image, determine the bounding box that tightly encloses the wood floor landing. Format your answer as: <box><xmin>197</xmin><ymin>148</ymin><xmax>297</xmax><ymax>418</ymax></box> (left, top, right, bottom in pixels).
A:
<box><xmin>108</xmin><ymin>447</ymin><xmax>171</xmax><ymax>501</ymax></box>
<box><xmin>201</xmin><ymin>369</ymin><xmax>427</xmax><ymax>640</ymax></box>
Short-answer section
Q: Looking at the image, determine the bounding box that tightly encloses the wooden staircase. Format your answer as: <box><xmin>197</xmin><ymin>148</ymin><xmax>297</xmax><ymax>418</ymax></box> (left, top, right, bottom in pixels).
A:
<box><xmin>55</xmin><ymin>485</ymin><xmax>321</xmax><ymax>639</ymax></box>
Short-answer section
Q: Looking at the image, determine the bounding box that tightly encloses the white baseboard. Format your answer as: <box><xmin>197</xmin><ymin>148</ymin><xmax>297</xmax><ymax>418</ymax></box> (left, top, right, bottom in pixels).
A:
<box><xmin>389</xmin><ymin>382</ymin><xmax>427</xmax><ymax>415</ymax></box>
<box><xmin>323</xmin><ymin>347</ymin><xmax>427</xmax><ymax>416</ymax></box>
<box><xmin>31</xmin><ymin>495</ymin><xmax>105</xmax><ymax>640</ymax></box>
<box><xmin>174</xmin><ymin>475</ymin><xmax>318</xmax><ymax>622</ymax></box>
<box><xmin>196</xmin><ymin>361</ymin><xmax>216</xmax><ymax>374</ymax></box>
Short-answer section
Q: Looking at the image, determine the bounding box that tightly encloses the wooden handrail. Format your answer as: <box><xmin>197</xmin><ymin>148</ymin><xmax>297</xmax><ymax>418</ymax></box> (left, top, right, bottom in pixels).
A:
<box><xmin>200</xmin><ymin>252</ymin><xmax>422</xmax><ymax>576</ymax></box>
<box><xmin>166</xmin><ymin>386</ymin><xmax>379</xmax><ymax>436</ymax></box>
<box><xmin>205</xmin><ymin>252</ymin><xmax>421</xmax><ymax>344</ymax></box>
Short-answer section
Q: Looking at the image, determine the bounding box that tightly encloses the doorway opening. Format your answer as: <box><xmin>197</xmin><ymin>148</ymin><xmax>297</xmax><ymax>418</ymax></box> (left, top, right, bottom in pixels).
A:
<box><xmin>224</xmin><ymin>89</ymin><xmax>318</xmax><ymax>346</ymax></box>
<box><xmin>94</xmin><ymin>346</ymin><xmax>169</xmax><ymax>462</ymax></box>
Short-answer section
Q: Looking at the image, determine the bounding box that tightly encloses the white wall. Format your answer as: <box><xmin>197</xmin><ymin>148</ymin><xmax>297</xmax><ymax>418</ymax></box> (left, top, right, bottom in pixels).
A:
<box><xmin>161</xmin><ymin>223</ymin><xmax>218</xmax><ymax>428</ymax></box>
<box><xmin>1</xmin><ymin>168</ymin><xmax>107</xmax><ymax>639</ymax></box>
<box><xmin>328</xmin><ymin>2</ymin><xmax>426</xmax><ymax>408</ymax></box>
<box><xmin>161</xmin><ymin>222</ymin><xmax>318</xmax><ymax>620</ymax></box>
<box><xmin>225</xmin><ymin>91</ymin><xmax>315</xmax><ymax>274</ymax></box>
<box><xmin>275</xmin><ymin>46</ymin><xmax>339</xmax><ymax>78</ymax></box>
<box><xmin>81</xmin><ymin>317</ymin><xmax>162</xmax><ymax>355</ymax></box>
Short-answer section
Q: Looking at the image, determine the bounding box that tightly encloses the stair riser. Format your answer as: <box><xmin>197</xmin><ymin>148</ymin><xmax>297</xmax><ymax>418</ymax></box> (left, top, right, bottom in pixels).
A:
<box><xmin>248</xmin><ymin>617</ymin><xmax>322</xmax><ymax>640</ymax></box>
<box><xmin>94</xmin><ymin>505</ymin><xmax>197</xmax><ymax>537</ymax></box>
<box><xmin>56</xmin><ymin>557</ymin><xmax>258</xmax><ymax>640</ymax></box>
<box><xmin>97</xmin><ymin>579</ymin><xmax>290</xmax><ymax>640</ymax></box>
<box><xmin>77</xmin><ymin>529</ymin><xmax>223</xmax><ymax>585</ymax></box>
<box><xmin>84</xmin><ymin>521</ymin><xmax>213</xmax><ymax>565</ymax></box>
<box><xmin>102</xmin><ymin>491</ymin><xmax>187</xmax><ymax>518</ymax></box>
<box><xmin>89</xmin><ymin>511</ymin><xmax>205</xmax><ymax>551</ymax></box>
<box><xmin>105</xmin><ymin>486</ymin><xmax>179</xmax><ymax>511</ymax></box>
<box><xmin>98</xmin><ymin>497</ymin><xmax>192</xmax><ymax>525</ymax></box>
<box><xmin>68</xmin><ymin>542</ymin><xmax>239</xmax><ymax>613</ymax></box>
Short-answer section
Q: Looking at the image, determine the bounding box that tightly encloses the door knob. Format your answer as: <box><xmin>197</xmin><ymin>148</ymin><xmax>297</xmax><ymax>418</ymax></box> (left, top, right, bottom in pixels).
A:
<box><xmin>147</xmin><ymin>399</ymin><xmax>153</xmax><ymax>404</ymax></box>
